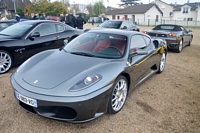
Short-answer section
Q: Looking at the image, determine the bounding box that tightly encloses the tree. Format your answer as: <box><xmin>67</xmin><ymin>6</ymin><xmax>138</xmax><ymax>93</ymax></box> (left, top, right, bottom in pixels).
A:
<box><xmin>120</xmin><ymin>0</ymin><xmax>140</xmax><ymax>6</ymax></box>
<box><xmin>24</xmin><ymin>0</ymin><xmax>67</xmax><ymax>16</ymax></box>
<box><xmin>47</xmin><ymin>1</ymin><xmax>66</xmax><ymax>16</ymax></box>
<box><xmin>86</xmin><ymin>4</ymin><xmax>93</xmax><ymax>15</ymax></box>
<box><xmin>93</xmin><ymin>0</ymin><xmax>105</xmax><ymax>16</ymax></box>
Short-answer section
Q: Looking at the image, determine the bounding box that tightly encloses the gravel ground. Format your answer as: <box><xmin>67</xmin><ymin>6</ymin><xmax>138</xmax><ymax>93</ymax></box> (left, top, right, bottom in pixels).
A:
<box><xmin>0</xmin><ymin>24</ymin><xmax>200</xmax><ymax>133</ymax></box>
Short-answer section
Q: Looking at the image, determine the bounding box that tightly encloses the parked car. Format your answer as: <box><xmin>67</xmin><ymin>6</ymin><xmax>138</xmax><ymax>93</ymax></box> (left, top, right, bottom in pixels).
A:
<box><xmin>0</xmin><ymin>20</ymin><xmax>17</xmax><ymax>31</ymax></box>
<box><xmin>0</xmin><ymin>20</ymin><xmax>82</xmax><ymax>74</ymax></box>
<box><xmin>11</xmin><ymin>29</ymin><xmax>167</xmax><ymax>123</ymax></box>
<box><xmin>46</xmin><ymin>16</ymin><xmax>60</xmax><ymax>22</ymax></box>
<box><xmin>142</xmin><ymin>24</ymin><xmax>193</xmax><ymax>53</ymax></box>
<box><xmin>84</xmin><ymin>20</ymin><xmax>140</xmax><ymax>32</ymax></box>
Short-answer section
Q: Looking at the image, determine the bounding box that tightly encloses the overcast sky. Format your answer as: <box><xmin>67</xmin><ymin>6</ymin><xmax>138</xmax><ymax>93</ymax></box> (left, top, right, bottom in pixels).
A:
<box><xmin>52</xmin><ymin>0</ymin><xmax>200</xmax><ymax>7</ymax></box>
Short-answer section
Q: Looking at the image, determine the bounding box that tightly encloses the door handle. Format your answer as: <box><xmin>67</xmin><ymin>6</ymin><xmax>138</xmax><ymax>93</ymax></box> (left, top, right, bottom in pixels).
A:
<box><xmin>54</xmin><ymin>36</ymin><xmax>60</xmax><ymax>39</ymax></box>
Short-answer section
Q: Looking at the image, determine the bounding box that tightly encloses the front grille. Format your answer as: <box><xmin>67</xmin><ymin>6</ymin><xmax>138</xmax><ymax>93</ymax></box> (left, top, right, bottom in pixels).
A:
<box><xmin>36</xmin><ymin>106</ymin><xmax>77</xmax><ymax>120</ymax></box>
<box><xmin>148</xmin><ymin>33</ymin><xmax>157</xmax><ymax>36</ymax></box>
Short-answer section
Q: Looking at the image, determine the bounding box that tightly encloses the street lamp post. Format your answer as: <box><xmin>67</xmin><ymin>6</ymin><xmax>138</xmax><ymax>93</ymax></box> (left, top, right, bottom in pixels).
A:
<box><xmin>12</xmin><ymin>0</ymin><xmax>16</xmax><ymax>13</ymax></box>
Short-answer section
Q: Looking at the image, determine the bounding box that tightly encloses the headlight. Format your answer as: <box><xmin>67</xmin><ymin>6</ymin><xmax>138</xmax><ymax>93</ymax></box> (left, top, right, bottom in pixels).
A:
<box><xmin>69</xmin><ymin>74</ymin><xmax>102</xmax><ymax>91</ymax></box>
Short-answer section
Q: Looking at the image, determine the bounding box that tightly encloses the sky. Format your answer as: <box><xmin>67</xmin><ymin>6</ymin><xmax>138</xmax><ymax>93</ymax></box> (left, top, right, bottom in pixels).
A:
<box><xmin>53</xmin><ymin>0</ymin><xmax>200</xmax><ymax>7</ymax></box>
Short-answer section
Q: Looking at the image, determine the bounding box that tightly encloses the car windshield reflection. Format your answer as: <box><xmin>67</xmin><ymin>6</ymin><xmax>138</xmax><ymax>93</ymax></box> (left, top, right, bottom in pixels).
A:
<box><xmin>0</xmin><ymin>23</ymin><xmax>33</xmax><ymax>37</ymax></box>
<box><xmin>64</xmin><ymin>33</ymin><xmax>127</xmax><ymax>59</ymax></box>
<box><xmin>98</xmin><ymin>21</ymin><xmax>122</xmax><ymax>29</ymax></box>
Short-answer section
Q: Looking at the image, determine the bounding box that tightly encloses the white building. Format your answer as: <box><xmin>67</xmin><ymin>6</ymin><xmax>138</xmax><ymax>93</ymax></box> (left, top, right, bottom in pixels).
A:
<box><xmin>106</xmin><ymin>4</ymin><xmax>163</xmax><ymax>25</ymax></box>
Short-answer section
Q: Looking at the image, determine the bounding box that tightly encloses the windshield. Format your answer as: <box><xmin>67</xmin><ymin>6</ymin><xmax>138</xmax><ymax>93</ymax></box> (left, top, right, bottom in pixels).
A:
<box><xmin>0</xmin><ymin>23</ymin><xmax>33</xmax><ymax>37</ymax></box>
<box><xmin>98</xmin><ymin>21</ymin><xmax>122</xmax><ymax>29</ymax></box>
<box><xmin>64</xmin><ymin>32</ymin><xmax>127</xmax><ymax>59</ymax></box>
<box><xmin>153</xmin><ymin>25</ymin><xmax>181</xmax><ymax>31</ymax></box>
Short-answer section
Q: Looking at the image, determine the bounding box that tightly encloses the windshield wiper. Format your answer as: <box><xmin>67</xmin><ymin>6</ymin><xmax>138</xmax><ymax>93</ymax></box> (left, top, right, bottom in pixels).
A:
<box><xmin>0</xmin><ymin>33</ymin><xmax>11</xmax><ymax>36</ymax></box>
<box><xmin>70</xmin><ymin>52</ymin><xmax>95</xmax><ymax>57</ymax></box>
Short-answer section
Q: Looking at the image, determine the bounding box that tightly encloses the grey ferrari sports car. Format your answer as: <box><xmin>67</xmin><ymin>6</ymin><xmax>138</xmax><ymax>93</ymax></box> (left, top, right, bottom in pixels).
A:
<box><xmin>143</xmin><ymin>24</ymin><xmax>193</xmax><ymax>53</ymax></box>
<box><xmin>11</xmin><ymin>29</ymin><xmax>167</xmax><ymax>123</ymax></box>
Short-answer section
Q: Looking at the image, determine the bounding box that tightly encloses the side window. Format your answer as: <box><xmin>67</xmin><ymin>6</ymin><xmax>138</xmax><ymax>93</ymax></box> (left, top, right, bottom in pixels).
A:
<box><xmin>180</xmin><ymin>27</ymin><xmax>187</xmax><ymax>33</ymax></box>
<box><xmin>121</xmin><ymin>21</ymin><xmax>129</xmax><ymax>29</ymax></box>
<box><xmin>56</xmin><ymin>24</ymin><xmax>64</xmax><ymax>32</ymax></box>
<box><xmin>128</xmin><ymin>22</ymin><xmax>133</xmax><ymax>27</ymax></box>
<box><xmin>130</xmin><ymin>35</ymin><xmax>147</xmax><ymax>50</ymax></box>
<box><xmin>142</xmin><ymin>35</ymin><xmax>151</xmax><ymax>46</ymax></box>
<box><xmin>32</xmin><ymin>23</ymin><xmax>56</xmax><ymax>36</ymax></box>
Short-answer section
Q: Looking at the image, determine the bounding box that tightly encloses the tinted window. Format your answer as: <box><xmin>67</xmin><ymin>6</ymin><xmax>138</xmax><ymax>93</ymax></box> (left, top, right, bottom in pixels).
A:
<box><xmin>130</xmin><ymin>35</ymin><xmax>146</xmax><ymax>49</ymax></box>
<box><xmin>32</xmin><ymin>23</ymin><xmax>56</xmax><ymax>36</ymax></box>
<box><xmin>98</xmin><ymin>21</ymin><xmax>122</xmax><ymax>29</ymax></box>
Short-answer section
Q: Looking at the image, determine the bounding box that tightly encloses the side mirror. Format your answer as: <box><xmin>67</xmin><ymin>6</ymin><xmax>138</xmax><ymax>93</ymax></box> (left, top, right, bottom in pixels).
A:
<box><xmin>129</xmin><ymin>49</ymin><xmax>148</xmax><ymax>58</ymax></box>
<box><xmin>122</xmin><ymin>26</ymin><xmax>127</xmax><ymax>29</ymax></box>
<box><xmin>31</xmin><ymin>32</ymin><xmax>40</xmax><ymax>38</ymax></box>
<box><xmin>64</xmin><ymin>40</ymin><xmax>68</xmax><ymax>46</ymax></box>
<box><xmin>188</xmin><ymin>30</ymin><xmax>192</xmax><ymax>33</ymax></box>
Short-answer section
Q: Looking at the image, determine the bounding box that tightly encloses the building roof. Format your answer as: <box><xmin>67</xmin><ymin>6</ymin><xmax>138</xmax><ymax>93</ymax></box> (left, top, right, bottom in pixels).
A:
<box><xmin>173</xmin><ymin>2</ymin><xmax>200</xmax><ymax>11</ymax></box>
<box><xmin>4</xmin><ymin>0</ymin><xmax>31</xmax><ymax>11</ymax></box>
<box><xmin>106</xmin><ymin>4</ymin><xmax>163</xmax><ymax>15</ymax></box>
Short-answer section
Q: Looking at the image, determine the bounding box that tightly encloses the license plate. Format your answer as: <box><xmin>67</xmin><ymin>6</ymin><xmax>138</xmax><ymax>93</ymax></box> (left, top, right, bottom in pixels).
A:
<box><xmin>15</xmin><ymin>91</ymin><xmax>38</xmax><ymax>107</ymax></box>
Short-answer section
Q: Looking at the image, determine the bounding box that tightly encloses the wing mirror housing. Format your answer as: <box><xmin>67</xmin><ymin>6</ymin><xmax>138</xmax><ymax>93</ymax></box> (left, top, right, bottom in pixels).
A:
<box><xmin>64</xmin><ymin>39</ymin><xmax>68</xmax><ymax>46</ymax></box>
<box><xmin>122</xmin><ymin>26</ymin><xmax>127</xmax><ymax>29</ymax></box>
<box><xmin>188</xmin><ymin>30</ymin><xmax>192</xmax><ymax>33</ymax></box>
<box><xmin>31</xmin><ymin>32</ymin><xmax>40</xmax><ymax>38</ymax></box>
<box><xmin>129</xmin><ymin>49</ymin><xmax>148</xmax><ymax>58</ymax></box>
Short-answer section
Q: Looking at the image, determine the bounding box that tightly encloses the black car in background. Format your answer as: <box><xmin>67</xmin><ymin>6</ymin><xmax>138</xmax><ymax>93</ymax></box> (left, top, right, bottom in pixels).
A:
<box><xmin>0</xmin><ymin>21</ymin><xmax>17</xmax><ymax>31</ymax></box>
<box><xmin>143</xmin><ymin>24</ymin><xmax>193</xmax><ymax>53</ymax></box>
<box><xmin>84</xmin><ymin>20</ymin><xmax>140</xmax><ymax>32</ymax></box>
<box><xmin>0</xmin><ymin>20</ymin><xmax>82</xmax><ymax>74</ymax></box>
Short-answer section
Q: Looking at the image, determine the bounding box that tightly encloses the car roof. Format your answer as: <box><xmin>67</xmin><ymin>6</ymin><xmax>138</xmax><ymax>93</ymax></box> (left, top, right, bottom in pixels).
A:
<box><xmin>156</xmin><ymin>24</ymin><xmax>182</xmax><ymax>27</ymax></box>
<box><xmin>87</xmin><ymin>28</ymin><xmax>143</xmax><ymax>37</ymax></box>
<box><xmin>18</xmin><ymin>20</ymin><xmax>61</xmax><ymax>25</ymax></box>
<box><xmin>107</xmin><ymin>20</ymin><xmax>129</xmax><ymax>22</ymax></box>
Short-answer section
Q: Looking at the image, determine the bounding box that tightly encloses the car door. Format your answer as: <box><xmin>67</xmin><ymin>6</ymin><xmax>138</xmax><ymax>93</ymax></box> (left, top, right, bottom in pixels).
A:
<box><xmin>23</xmin><ymin>23</ymin><xmax>63</xmax><ymax>60</ymax></box>
<box><xmin>180</xmin><ymin>26</ymin><xmax>190</xmax><ymax>46</ymax></box>
<box><xmin>129</xmin><ymin>34</ymin><xmax>155</xmax><ymax>87</ymax></box>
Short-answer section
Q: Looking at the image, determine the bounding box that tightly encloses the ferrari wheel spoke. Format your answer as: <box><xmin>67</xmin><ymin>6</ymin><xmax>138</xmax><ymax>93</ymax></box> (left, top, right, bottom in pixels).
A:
<box><xmin>111</xmin><ymin>78</ymin><xmax>128</xmax><ymax>112</ymax></box>
<box><xmin>0</xmin><ymin>51</ymin><xmax>12</xmax><ymax>74</ymax></box>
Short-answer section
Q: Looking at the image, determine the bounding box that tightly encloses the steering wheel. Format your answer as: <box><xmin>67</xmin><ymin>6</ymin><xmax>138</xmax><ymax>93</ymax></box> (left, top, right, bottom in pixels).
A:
<box><xmin>107</xmin><ymin>46</ymin><xmax>123</xmax><ymax>56</ymax></box>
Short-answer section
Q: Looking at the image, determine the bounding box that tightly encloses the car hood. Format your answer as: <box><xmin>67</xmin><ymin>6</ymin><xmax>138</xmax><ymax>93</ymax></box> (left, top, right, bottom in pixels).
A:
<box><xmin>0</xmin><ymin>35</ymin><xmax>18</xmax><ymax>41</ymax></box>
<box><xmin>22</xmin><ymin>51</ymin><xmax>108</xmax><ymax>89</ymax></box>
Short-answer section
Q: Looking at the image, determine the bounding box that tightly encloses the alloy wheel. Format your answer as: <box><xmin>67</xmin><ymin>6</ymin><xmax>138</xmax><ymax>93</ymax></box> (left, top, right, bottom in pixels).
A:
<box><xmin>0</xmin><ymin>51</ymin><xmax>12</xmax><ymax>74</ymax></box>
<box><xmin>111</xmin><ymin>78</ymin><xmax>128</xmax><ymax>112</ymax></box>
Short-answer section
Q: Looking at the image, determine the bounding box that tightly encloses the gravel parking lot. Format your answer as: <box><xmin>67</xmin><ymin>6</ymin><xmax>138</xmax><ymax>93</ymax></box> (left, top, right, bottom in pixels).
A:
<box><xmin>0</xmin><ymin>23</ymin><xmax>200</xmax><ymax>133</ymax></box>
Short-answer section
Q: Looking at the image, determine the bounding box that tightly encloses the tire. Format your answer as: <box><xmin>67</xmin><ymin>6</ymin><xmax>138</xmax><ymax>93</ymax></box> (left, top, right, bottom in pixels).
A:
<box><xmin>0</xmin><ymin>50</ymin><xmax>13</xmax><ymax>74</ymax></box>
<box><xmin>157</xmin><ymin>51</ymin><xmax>166</xmax><ymax>74</ymax></box>
<box><xmin>187</xmin><ymin>36</ymin><xmax>193</xmax><ymax>46</ymax></box>
<box><xmin>176</xmin><ymin>39</ymin><xmax>183</xmax><ymax>53</ymax></box>
<box><xmin>107</xmin><ymin>75</ymin><xmax>128</xmax><ymax>114</ymax></box>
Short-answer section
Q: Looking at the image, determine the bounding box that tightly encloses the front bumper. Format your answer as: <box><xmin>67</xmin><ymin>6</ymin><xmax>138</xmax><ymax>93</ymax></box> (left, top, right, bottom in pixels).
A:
<box><xmin>11</xmin><ymin>74</ymin><xmax>113</xmax><ymax>123</ymax></box>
